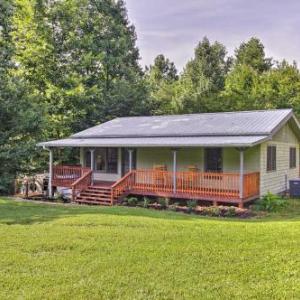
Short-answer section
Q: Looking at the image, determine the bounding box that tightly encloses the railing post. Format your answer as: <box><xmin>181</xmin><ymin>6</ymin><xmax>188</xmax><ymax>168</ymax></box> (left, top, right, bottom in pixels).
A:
<box><xmin>48</xmin><ymin>148</ymin><xmax>53</xmax><ymax>198</ymax></box>
<box><xmin>239</xmin><ymin>148</ymin><xmax>245</xmax><ymax>202</ymax></box>
<box><xmin>72</xmin><ymin>186</ymin><xmax>75</xmax><ymax>202</ymax></box>
<box><xmin>172</xmin><ymin>149</ymin><xmax>178</xmax><ymax>194</ymax></box>
<box><xmin>89</xmin><ymin>149</ymin><xmax>95</xmax><ymax>185</ymax></box>
<box><xmin>128</xmin><ymin>149</ymin><xmax>134</xmax><ymax>172</ymax></box>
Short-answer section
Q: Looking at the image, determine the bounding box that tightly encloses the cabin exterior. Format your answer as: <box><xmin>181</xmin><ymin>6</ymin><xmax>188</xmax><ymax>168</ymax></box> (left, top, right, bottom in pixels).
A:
<box><xmin>38</xmin><ymin>109</ymin><xmax>300</xmax><ymax>208</ymax></box>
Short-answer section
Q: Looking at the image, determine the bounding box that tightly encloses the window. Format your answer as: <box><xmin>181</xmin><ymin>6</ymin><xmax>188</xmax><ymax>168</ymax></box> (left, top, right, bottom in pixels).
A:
<box><xmin>107</xmin><ymin>148</ymin><xmax>118</xmax><ymax>173</ymax></box>
<box><xmin>205</xmin><ymin>148</ymin><xmax>223</xmax><ymax>172</ymax></box>
<box><xmin>267</xmin><ymin>145</ymin><xmax>276</xmax><ymax>171</ymax></box>
<box><xmin>289</xmin><ymin>147</ymin><xmax>296</xmax><ymax>169</ymax></box>
<box><xmin>95</xmin><ymin>148</ymin><xmax>106</xmax><ymax>171</ymax></box>
<box><xmin>85</xmin><ymin>148</ymin><xmax>118</xmax><ymax>174</ymax></box>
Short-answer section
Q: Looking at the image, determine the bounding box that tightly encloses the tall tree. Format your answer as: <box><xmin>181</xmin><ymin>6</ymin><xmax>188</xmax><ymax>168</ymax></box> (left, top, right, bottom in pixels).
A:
<box><xmin>175</xmin><ymin>37</ymin><xmax>230</xmax><ymax>113</ymax></box>
<box><xmin>13</xmin><ymin>0</ymin><xmax>149</xmax><ymax>139</ymax></box>
<box><xmin>147</xmin><ymin>54</ymin><xmax>178</xmax><ymax>83</ymax></box>
<box><xmin>235</xmin><ymin>37</ymin><xmax>272</xmax><ymax>72</ymax></box>
<box><xmin>145</xmin><ymin>54</ymin><xmax>179</xmax><ymax>114</ymax></box>
<box><xmin>0</xmin><ymin>0</ymin><xmax>43</xmax><ymax>193</ymax></box>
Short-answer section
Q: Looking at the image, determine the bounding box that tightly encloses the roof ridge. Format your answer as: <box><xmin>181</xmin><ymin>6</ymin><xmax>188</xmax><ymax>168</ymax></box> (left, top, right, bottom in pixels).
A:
<box><xmin>116</xmin><ymin>108</ymin><xmax>293</xmax><ymax>119</ymax></box>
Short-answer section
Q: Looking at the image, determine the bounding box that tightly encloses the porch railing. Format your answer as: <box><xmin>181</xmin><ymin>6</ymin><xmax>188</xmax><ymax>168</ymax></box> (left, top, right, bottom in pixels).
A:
<box><xmin>71</xmin><ymin>169</ymin><xmax>93</xmax><ymax>202</ymax></box>
<box><xmin>111</xmin><ymin>169</ymin><xmax>260</xmax><ymax>202</ymax></box>
<box><xmin>52</xmin><ymin>165</ymin><xmax>91</xmax><ymax>187</ymax></box>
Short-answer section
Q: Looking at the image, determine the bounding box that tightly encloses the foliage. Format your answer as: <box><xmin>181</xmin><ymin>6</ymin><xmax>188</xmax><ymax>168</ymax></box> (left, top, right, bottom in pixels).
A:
<box><xmin>186</xmin><ymin>200</ymin><xmax>197</xmax><ymax>213</ymax></box>
<box><xmin>0</xmin><ymin>198</ymin><xmax>299</xmax><ymax>299</ymax></box>
<box><xmin>127</xmin><ymin>196</ymin><xmax>138</xmax><ymax>207</ymax></box>
<box><xmin>173</xmin><ymin>37</ymin><xmax>231</xmax><ymax>113</ymax></box>
<box><xmin>142</xmin><ymin>197</ymin><xmax>151</xmax><ymax>208</ymax></box>
<box><xmin>145</xmin><ymin>54</ymin><xmax>179</xmax><ymax>115</ymax></box>
<box><xmin>13</xmin><ymin>0</ymin><xmax>149</xmax><ymax>139</ymax></box>
<box><xmin>235</xmin><ymin>37</ymin><xmax>272</xmax><ymax>73</ymax></box>
<box><xmin>2</xmin><ymin>0</ymin><xmax>300</xmax><ymax>197</ymax></box>
<box><xmin>0</xmin><ymin>0</ymin><xmax>44</xmax><ymax>193</ymax></box>
<box><xmin>224</xmin><ymin>206</ymin><xmax>237</xmax><ymax>217</ymax></box>
<box><xmin>157</xmin><ymin>197</ymin><xmax>168</xmax><ymax>208</ymax></box>
<box><xmin>254</xmin><ymin>192</ymin><xmax>287</xmax><ymax>212</ymax></box>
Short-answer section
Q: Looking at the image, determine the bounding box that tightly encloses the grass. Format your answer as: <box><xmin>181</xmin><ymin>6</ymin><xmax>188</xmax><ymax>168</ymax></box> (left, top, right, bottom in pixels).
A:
<box><xmin>0</xmin><ymin>198</ymin><xmax>299</xmax><ymax>299</ymax></box>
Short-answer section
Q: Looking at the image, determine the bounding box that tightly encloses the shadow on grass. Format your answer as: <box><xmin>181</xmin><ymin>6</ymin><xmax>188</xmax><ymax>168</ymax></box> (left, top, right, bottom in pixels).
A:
<box><xmin>0</xmin><ymin>197</ymin><xmax>299</xmax><ymax>226</ymax></box>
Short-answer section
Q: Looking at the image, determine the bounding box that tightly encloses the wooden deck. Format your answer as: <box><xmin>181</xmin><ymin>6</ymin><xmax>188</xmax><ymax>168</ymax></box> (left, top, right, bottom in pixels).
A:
<box><xmin>52</xmin><ymin>166</ymin><xmax>260</xmax><ymax>207</ymax></box>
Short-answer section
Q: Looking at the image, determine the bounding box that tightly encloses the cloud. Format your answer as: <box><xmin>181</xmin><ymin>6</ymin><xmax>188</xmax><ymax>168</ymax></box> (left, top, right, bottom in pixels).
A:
<box><xmin>125</xmin><ymin>0</ymin><xmax>300</xmax><ymax>70</ymax></box>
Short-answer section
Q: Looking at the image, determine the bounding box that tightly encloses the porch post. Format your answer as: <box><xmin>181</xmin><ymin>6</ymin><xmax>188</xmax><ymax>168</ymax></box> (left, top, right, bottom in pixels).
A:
<box><xmin>48</xmin><ymin>148</ymin><xmax>53</xmax><ymax>198</ymax></box>
<box><xmin>239</xmin><ymin>149</ymin><xmax>244</xmax><ymax>200</ymax></box>
<box><xmin>172</xmin><ymin>149</ymin><xmax>177</xmax><ymax>193</ymax></box>
<box><xmin>128</xmin><ymin>149</ymin><xmax>133</xmax><ymax>172</ymax></box>
<box><xmin>89</xmin><ymin>149</ymin><xmax>95</xmax><ymax>185</ymax></box>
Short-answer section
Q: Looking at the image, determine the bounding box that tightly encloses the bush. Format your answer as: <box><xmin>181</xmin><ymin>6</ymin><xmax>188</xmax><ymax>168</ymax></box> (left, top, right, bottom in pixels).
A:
<box><xmin>168</xmin><ymin>202</ymin><xmax>179</xmax><ymax>212</ymax></box>
<box><xmin>127</xmin><ymin>197</ymin><xmax>138</xmax><ymax>207</ymax></box>
<box><xmin>205</xmin><ymin>206</ymin><xmax>221</xmax><ymax>217</ymax></box>
<box><xmin>187</xmin><ymin>200</ymin><xmax>197</xmax><ymax>213</ymax></box>
<box><xmin>157</xmin><ymin>197</ymin><xmax>168</xmax><ymax>209</ymax></box>
<box><xmin>224</xmin><ymin>206</ymin><xmax>237</xmax><ymax>217</ymax></box>
<box><xmin>143</xmin><ymin>197</ymin><xmax>150</xmax><ymax>208</ymax></box>
<box><xmin>254</xmin><ymin>192</ymin><xmax>287</xmax><ymax>212</ymax></box>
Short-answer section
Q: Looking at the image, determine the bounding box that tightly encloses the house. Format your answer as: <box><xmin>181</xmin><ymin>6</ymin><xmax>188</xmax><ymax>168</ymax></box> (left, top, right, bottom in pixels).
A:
<box><xmin>37</xmin><ymin>109</ymin><xmax>300</xmax><ymax>208</ymax></box>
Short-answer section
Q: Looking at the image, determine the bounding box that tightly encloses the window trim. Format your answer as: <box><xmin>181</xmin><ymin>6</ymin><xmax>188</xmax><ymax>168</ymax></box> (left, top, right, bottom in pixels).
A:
<box><xmin>85</xmin><ymin>148</ymin><xmax>118</xmax><ymax>174</ymax></box>
<box><xmin>266</xmin><ymin>145</ymin><xmax>276</xmax><ymax>172</ymax></box>
<box><xmin>289</xmin><ymin>147</ymin><xmax>296</xmax><ymax>169</ymax></box>
<box><xmin>204</xmin><ymin>147</ymin><xmax>223</xmax><ymax>173</ymax></box>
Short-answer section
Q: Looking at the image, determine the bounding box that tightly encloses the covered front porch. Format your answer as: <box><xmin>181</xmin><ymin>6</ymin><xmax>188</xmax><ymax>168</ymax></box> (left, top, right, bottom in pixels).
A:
<box><xmin>48</xmin><ymin>146</ymin><xmax>260</xmax><ymax>207</ymax></box>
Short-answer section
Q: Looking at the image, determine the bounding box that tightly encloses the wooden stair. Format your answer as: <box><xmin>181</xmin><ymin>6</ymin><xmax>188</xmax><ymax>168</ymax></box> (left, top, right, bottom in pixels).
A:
<box><xmin>75</xmin><ymin>185</ymin><xmax>112</xmax><ymax>206</ymax></box>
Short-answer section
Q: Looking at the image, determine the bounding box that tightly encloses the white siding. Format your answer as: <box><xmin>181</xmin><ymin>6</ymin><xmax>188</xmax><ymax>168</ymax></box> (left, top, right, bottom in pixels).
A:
<box><xmin>260</xmin><ymin>123</ymin><xmax>299</xmax><ymax>195</ymax></box>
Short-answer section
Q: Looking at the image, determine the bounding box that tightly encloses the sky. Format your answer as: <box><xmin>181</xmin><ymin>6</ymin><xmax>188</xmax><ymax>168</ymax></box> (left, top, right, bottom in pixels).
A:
<box><xmin>125</xmin><ymin>0</ymin><xmax>300</xmax><ymax>71</ymax></box>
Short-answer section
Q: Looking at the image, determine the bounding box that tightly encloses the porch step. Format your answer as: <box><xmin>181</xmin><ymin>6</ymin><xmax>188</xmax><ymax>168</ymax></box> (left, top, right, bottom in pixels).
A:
<box><xmin>88</xmin><ymin>185</ymin><xmax>111</xmax><ymax>190</ymax></box>
<box><xmin>75</xmin><ymin>185</ymin><xmax>113</xmax><ymax>206</ymax></box>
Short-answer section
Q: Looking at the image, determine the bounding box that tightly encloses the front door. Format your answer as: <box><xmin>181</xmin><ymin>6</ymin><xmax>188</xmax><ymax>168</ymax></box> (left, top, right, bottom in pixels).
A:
<box><xmin>121</xmin><ymin>149</ymin><xmax>136</xmax><ymax>175</ymax></box>
<box><xmin>204</xmin><ymin>148</ymin><xmax>223</xmax><ymax>172</ymax></box>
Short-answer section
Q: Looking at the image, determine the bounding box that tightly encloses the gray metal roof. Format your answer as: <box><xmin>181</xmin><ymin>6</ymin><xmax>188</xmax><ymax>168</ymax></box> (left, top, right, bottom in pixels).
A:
<box><xmin>37</xmin><ymin>109</ymin><xmax>300</xmax><ymax>148</ymax></box>
<box><xmin>37</xmin><ymin>135</ymin><xmax>269</xmax><ymax>148</ymax></box>
<box><xmin>72</xmin><ymin>109</ymin><xmax>294</xmax><ymax>138</ymax></box>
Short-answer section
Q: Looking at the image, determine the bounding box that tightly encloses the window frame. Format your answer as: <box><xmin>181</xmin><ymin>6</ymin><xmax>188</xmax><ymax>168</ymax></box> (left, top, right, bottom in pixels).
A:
<box><xmin>204</xmin><ymin>148</ymin><xmax>223</xmax><ymax>173</ymax></box>
<box><xmin>85</xmin><ymin>148</ymin><xmax>118</xmax><ymax>174</ymax></box>
<box><xmin>289</xmin><ymin>147</ymin><xmax>296</xmax><ymax>169</ymax></box>
<box><xmin>266</xmin><ymin>145</ymin><xmax>277</xmax><ymax>172</ymax></box>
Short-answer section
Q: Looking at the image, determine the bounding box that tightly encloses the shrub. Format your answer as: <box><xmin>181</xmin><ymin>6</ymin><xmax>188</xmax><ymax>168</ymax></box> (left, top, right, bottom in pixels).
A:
<box><xmin>224</xmin><ymin>206</ymin><xmax>236</xmax><ymax>217</ymax></box>
<box><xmin>205</xmin><ymin>206</ymin><xmax>221</xmax><ymax>217</ymax></box>
<box><xmin>254</xmin><ymin>192</ymin><xmax>287</xmax><ymax>212</ymax></box>
<box><xmin>168</xmin><ymin>202</ymin><xmax>179</xmax><ymax>212</ymax></box>
<box><xmin>143</xmin><ymin>197</ymin><xmax>150</xmax><ymax>208</ymax></box>
<box><xmin>157</xmin><ymin>197</ymin><xmax>168</xmax><ymax>209</ymax></box>
<box><xmin>127</xmin><ymin>197</ymin><xmax>138</xmax><ymax>207</ymax></box>
<box><xmin>187</xmin><ymin>200</ymin><xmax>197</xmax><ymax>213</ymax></box>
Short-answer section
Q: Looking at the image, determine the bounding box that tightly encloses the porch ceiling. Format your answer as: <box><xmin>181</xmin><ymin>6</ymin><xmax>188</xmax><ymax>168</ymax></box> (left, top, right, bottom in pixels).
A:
<box><xmin>37</xmin><ymin>135</ymin><xmax>269</xmax><ymax>148</ymax></box>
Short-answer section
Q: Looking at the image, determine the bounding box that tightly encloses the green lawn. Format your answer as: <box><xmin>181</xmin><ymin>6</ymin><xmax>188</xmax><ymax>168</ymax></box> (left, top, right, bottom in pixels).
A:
<box><xmin>0</xmin><ymin>198</ymin><xmax>299</xmax><ymax>300</ymax></box>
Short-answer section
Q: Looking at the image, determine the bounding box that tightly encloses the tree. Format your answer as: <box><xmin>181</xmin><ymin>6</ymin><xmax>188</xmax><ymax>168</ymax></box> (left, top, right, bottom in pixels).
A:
<box><xmin>235</xmin><ymin>37</ymin><xmax>272</xmax><ymax>72</ymax></box>
<box><xmin>145</xmin><ymin>54</ymin><xmax>179</xmax><ymax>114</ymax></box>
<box><xmin>147</xmin><ymin>54</ymin><xmax>178</xmax><ymax>83</ymax></box>
<box><xmin>222</xmin><ymin>60</ymin><xmax>300</xmax><ymax>113</ymax></box>
<box><xmin>175</xmin><ymin>37</ymin><xmax>230</xmax><ymax>113</ymax></box>
<box><xmin>13</xmin><ymin>0</ymin><xmax>149</xmax><ymax>139</ymax></box>
<box><xmin>0</xmin><ymin>0</ymin><xmax>43</xmax><ymax>193</ymax></box>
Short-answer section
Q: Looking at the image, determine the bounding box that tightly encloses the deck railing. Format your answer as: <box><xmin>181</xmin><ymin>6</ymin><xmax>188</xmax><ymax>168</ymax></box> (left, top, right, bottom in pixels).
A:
<box><xmin>111</xmin><ymin>171</ymin><xmax>135</xmax><ymax>204</ymax></box>
<box><xmin>111</xmin><ymin>169</ymin><xmax>260</xmax><ymax>203</ymax></box>
<box><xmin>71</xmin><ymin>169</ymin><xmax>93</xmax><ymax>202</ymax></box>
<box><xmin>52</xmin><ymin>165</ymin><xmax>90</xmax><ymax>187</ymax></box>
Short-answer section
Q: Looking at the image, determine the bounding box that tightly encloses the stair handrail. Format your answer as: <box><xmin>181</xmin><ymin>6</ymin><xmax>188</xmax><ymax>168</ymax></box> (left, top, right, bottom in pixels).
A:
<box><xmin>71</xmin><ymin>169</ymin><xmax>93</xmax><ymax>202</ymax></box>
<box><xmin>111</xmin><ymin>171</ymin><xmax>135</xmax><ymax>205</ymax></box>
